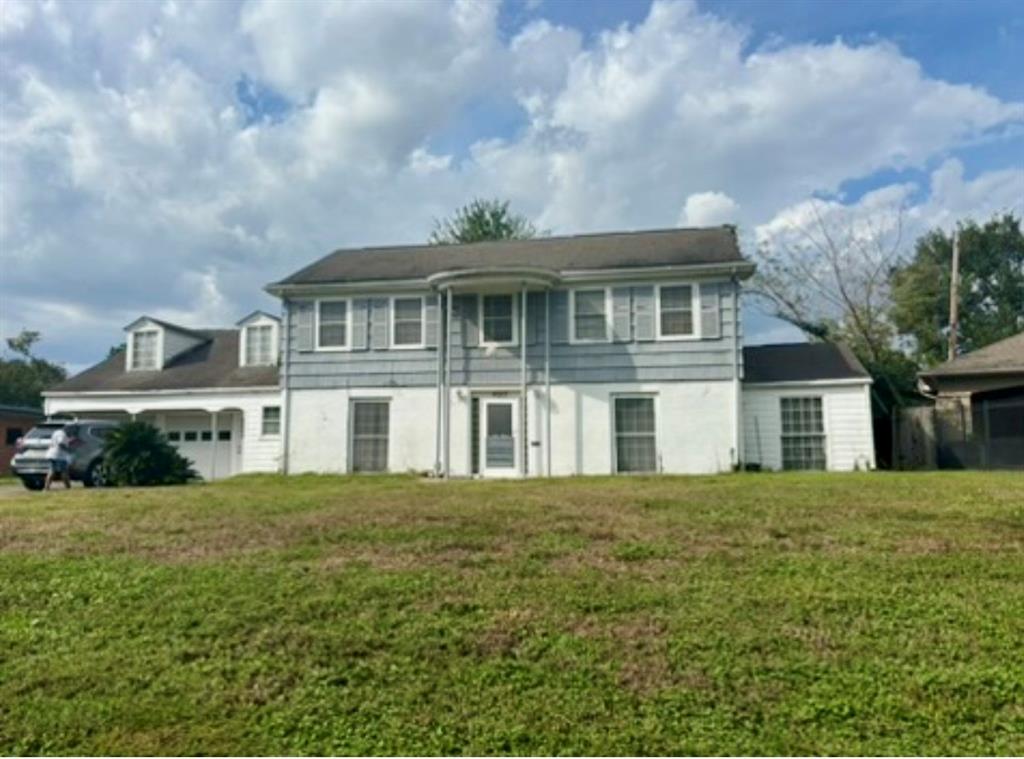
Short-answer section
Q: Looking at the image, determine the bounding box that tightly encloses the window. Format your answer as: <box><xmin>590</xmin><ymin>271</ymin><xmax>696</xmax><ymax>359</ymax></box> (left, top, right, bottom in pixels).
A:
<box><xmin>480</xmin><ymin>294</ymin><xmax>516</xmax><ymax>345</ymax></box>
<box><xmin>5</xmin><ymin>428</ymin><xmax>23</xmax><ymax>445</ymax></box>
<box><xmin>658</xmin><ymin>284</ymin><xmax>695</xmax><ymax>338</ymax></box>
<box><xmin>614</xmin><ymin>397</ymin><xmax>657</xmax><ymax>473</ymax></box>
<box><xmin>167</xmin><ymin>431</ymin><xmax>181</xmax><ymax>442</ymax></box>
<box><xmin>262</xmin><ymin>406</ymin><xmax>281</xmax><ymax>436</ymax></box>
<box><xmin>200</xmin><ymin>431</ymin><xmax>212</xmax><ymax>441</ymax></box>
<box><xmin>573</xmin><ymin>289</ymin><xmax>609</xmax><ymax>342</ymax></box>
<box><xmin>351</xmin><ymin>401</ymin><xmax>389</xmax><ymax>472</ymax></box>
<box><xmin>780</xmin><ymin>397</ymin><xmax>826</xmax><ymax>470</ymax></box>
<box><xmin>392</xmin><ymin>297</ymin><xmax>424</xmax><ymax>347</ymax></box>
<box><xmin>131</xmin><ymin>329</ymin><xmax>159</xmax><ymax>370</ymax></box>
<box><xmin>184</xmin><ymin>431</ymin><xmax>198</xmax><ymax>442</ymax></box>
<box><xmin>317</xmin><ymin>300</ymin><xmax>348</xmax><ymax>349</ymax></box>
<box><xmin>245</xmin><ymin>324</ymin><xmax>275</xmax><ymax>365</ymax></box>
<box><xmin>217</xmin><ymin>430</ymin><xmax>231</xmax><ymax>441</ymax></box>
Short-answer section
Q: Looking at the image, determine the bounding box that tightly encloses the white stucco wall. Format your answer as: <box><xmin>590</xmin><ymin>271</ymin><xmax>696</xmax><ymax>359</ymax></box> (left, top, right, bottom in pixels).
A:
<box><xmin>742</xmin><ymin>381</ymin><xmax>875</xmax><ymax>471</ymax></box>
<box><xmin>287</xmin><ymin>380</ymin><xmax>737</xmax><ymax>477</ymax></box>
<box><xmin>286</xmin><ymin>387</ymin><xmax>439</xmax><ymax>474</ymax></box>
<box><xmin>44</xmin><ymin>388</ymin><xmax>282</xmax><ymax>478</ymax></box>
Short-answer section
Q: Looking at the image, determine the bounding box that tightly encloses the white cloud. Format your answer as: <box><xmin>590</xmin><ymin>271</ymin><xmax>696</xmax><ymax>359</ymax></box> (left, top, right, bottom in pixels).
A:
<box><xmin>0</xmin><ymin>0</ymin><xmax>1021</xmax><ymax>367</ymax></box>
<box><xmin>679</xmin><ymin>191</ymin><xmax>740</xmax><ymax>226</ymax></box>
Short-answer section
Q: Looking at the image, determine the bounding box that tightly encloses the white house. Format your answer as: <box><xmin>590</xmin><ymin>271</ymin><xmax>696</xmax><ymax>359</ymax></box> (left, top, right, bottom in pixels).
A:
<box><xmin>46</xmin><ymin>227</ymin><xmax>875</xmax><ymax>479</ymax></box>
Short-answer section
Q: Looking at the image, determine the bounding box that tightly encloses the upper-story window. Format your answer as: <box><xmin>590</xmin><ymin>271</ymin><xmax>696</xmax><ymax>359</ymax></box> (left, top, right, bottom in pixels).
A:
<box><xmin>244</xmin><ymin>324</ymin><xmax>276</xmax><ymax>366</ymax></box>
<box><xmin>392</xmin><ymin>297</ymin><xmax>424</xmax><ymax>348</ymax></box>
<box><xmin>572</xmin><ymin>289</ymin><xmax>609</xmax><ymax>342</ymax></box>
<box><xmin>480</xmin><ymin>294</ymin><xmax>517</xmax><ymax>346</ymax></box>
<box><xmin>130</xmin><ymin>329</ymin><xmax>159</xmax><ymax>370</ymax></box>
<box><xmin>657</xmin><ymin>284</ymin><xmax>696</xmax><ymax>338</ymax></box>
<box><xmin>317</xmin><ymin>300</ymin><xmax>349</xmax><ymax>350</ymax></box>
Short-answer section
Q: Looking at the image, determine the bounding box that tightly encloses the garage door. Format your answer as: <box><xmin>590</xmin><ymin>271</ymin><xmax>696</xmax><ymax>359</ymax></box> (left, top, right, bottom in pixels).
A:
<box><xmin>163</xmin><ymin>414</ymin><xmax>235</xmax><ymax>480</ymax></box>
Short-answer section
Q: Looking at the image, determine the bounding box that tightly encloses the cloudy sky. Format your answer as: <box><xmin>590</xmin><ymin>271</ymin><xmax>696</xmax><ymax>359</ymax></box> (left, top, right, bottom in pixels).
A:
<box><xmin>1</xmin><ymin>0</ymin><xmax>1022</xmax><ymax>371</ymax></box>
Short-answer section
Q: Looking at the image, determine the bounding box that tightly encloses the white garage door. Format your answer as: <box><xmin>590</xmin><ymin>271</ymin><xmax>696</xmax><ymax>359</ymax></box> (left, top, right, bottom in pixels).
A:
<box><xmin>163</xmin><ymin>414</ymin><xmax>236</xmax><ymax>481</ymax></box>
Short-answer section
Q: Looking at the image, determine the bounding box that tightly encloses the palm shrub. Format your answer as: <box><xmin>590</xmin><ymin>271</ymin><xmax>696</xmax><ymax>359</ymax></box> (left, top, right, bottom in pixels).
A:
<box><xmin>102</xmin><ymin>420</ymin><xmax>196</xmax><ymax>486</ymax></box>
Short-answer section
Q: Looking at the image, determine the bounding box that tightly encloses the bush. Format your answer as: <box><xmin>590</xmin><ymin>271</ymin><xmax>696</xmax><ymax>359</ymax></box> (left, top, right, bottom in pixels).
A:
<box><xmin>102</xmin><ymin>421</ymin><xmax>196</xmax><ymax>486</ymax></box>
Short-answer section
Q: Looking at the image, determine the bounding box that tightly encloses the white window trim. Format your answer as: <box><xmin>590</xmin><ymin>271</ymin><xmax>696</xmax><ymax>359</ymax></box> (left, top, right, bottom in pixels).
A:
<box><xmin>478</xmin><ymin>293</ymin><xmax>519</xmax><ymax>348</ymax></box>
<box><xmin>241</xmin><ymin>322</ymin><xmax>279</xmax><ymax>367</ymax></box>
<box><xmin>569</xmin><ymin>287</ymin><xmax>613</xmax><ymax>344</ymax></box>
<box><xmin>610</xmin><ymin>393</ymin><xmax>661</xmax><ymax>475</ymax></box>
<box><xmin>655</xmin><ymin>282</ymin><xmax>702</xmax><ymax>341</ymax></box>
<box><xmin>128</xmin><ymin>327</ymin><xmax>163</xmax><ymax>371</ymax></box>
<box><xmin>314</xmin><ymin>298</ymin><xmax>352</xmax><ymax>352</ymax></box>
<box><xmin>389</xmin><ymin>295</ymin><xmax>426</xmax><ymax>350</ymax></box>
<box><xmin>260</xmin><ymin>405</ymin><xmax>282</xmax><ymax>438</ymax></box>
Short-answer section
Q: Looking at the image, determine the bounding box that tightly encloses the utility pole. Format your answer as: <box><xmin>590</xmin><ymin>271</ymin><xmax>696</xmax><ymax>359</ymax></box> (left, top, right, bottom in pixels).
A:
<box><xmin>948</xmin><ymin>229</ymin><xmax>960</xmax><ymax>361</ymax></box>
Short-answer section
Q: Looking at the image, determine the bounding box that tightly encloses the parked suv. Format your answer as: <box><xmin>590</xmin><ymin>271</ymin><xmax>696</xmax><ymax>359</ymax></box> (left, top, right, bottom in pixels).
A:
<box><xmin>10</xmin><ymin>418</ymin><xmax>119</xmax><ymax>490</ymax></box>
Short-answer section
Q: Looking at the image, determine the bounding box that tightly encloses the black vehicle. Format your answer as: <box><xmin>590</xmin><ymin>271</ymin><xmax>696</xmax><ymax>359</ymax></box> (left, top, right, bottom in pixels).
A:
<box><xmin>9</xmin><ymin>418</ymin><xmax>119</xmax><ymax>490</ymax></box>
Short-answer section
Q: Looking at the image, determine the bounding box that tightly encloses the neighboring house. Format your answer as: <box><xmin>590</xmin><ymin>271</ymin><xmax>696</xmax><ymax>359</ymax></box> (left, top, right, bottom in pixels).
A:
<box><xmin>742</xmin><ymin>343</ymin><xmax>875</xmax><ymax>471</ymax></box>
<box><xmin>43</xmin><ymin>313</ymin><xmax>283</xmax><ymax>480</ymax></box>
<box><xmin>1</xmin><ymin>404</ymin><xmax>43</xmax><ymax>476</ymax></box>
<box><xmin>266</xmin><ymin>227</ymin><xmax>876</xmax><ymax>477</ymax></box>
<box><xmin>917</xmin><ymin>331</ymin><xmax>1024</xmax><ymax>469</ymax></box>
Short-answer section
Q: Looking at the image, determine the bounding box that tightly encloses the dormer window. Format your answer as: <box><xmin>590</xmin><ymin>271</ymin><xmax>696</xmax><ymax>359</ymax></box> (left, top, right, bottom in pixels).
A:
<box><xmin>130</xmin><ymin>330</ymin><xmax>159</xmax><ymax>370</ymax></box>
<box><xmin>244</xmin><ymin>324</ymin><xmax>275</xmax><ymax>366</ymax></box>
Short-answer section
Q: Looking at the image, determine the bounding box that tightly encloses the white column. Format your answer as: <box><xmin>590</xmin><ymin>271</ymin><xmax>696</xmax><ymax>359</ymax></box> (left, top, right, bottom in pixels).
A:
<box><xmin>520</xmin><ymin>286</ymin><xmax>528</xmax><ymax>477</ymax></box>
<box><xmin>545</xmin><ymin>287</ymin><xmax>551</xmax><ymax>477</ymax></box>
<box><xmin>209</xmin><ymin>410</ymin><xmax>218</xmax><ymax>480</ymax></box>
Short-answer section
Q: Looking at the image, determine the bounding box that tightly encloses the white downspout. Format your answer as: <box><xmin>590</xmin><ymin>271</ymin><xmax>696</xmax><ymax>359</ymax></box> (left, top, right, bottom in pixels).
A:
<box><xmin>545</xmin><ymin>287</ymin><xmax>552</xmax><ymax>477</ymax></box>
<box><xmin>434</xmin><ymin>291</ymin><xmax>444</xmax><ymax>477</ymax></box>
<box><xmin>281</xmin><ymin>300</ymin><xmax>292</xmax><ymax>475</ymax></box>
<box><xmin>732</xmin><ymin>276</ymin><xmax>743</xmax><ymax>470</ymax></box>
<box><xmin>209</xmin><ymin>410</ymin><xmax>218</xmax><ymax>480</ymax></box>
<box><xmin>444</xmin><ymin>287</ymin><xmax>453</xmax><ymax>478</ymax></box>
<box><xmin>521</xmin><ymin>285</ymin><xmax>528</xmax><ymax>477</ymax></box>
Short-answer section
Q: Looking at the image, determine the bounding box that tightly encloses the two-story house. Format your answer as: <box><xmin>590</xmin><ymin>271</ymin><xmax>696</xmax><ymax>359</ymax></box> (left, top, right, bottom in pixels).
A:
<box><xmin>267</xmin><ymin>227</ymin><xmax>874</xmax><ymax>476</ymax></box>
<box><xmin>44</xmin><ymin>226</ymin><xmax>875</xmax><ymax>479</ymax></box>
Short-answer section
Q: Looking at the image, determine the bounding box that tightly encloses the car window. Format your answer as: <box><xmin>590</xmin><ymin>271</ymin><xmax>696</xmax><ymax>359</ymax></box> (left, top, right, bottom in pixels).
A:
<box><xmin>25</xmin><ymin>424</ymin><xmax>63</xmax><ymax>440</ymax></box>
<box><xmin>89</xmin><ymin>426</ymin><xmax>113</xmax><ymax>440</ymax></box>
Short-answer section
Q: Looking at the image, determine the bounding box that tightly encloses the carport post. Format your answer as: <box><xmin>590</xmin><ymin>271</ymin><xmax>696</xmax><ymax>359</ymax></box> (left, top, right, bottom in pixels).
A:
<box><xmin>209</xmin><ymin>411</ymin><xmax>218</xmax><ymax>481</ymax></box>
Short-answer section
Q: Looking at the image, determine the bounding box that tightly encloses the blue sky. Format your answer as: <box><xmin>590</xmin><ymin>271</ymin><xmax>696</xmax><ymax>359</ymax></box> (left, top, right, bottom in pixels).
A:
<box><xmin>1</xmin><ymin>0</ymin><xmax>1021</xmax><ymax>371</ymax></box>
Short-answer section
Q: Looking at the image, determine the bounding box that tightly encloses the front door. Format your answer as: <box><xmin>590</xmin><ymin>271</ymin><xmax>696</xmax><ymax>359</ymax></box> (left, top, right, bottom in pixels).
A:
<box><xmin>479</xmin><ymin>397</ymin><xmax>519</xmax><ymax>477</ymax></box>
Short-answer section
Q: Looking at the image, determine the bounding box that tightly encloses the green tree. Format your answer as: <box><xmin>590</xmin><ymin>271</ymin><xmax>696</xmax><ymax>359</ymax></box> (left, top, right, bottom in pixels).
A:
<box><xmin>0</xmin><ymin>330</ymin><xmax>67</xmax><ymax>408</ymax></box>
<box><xmin>890</xmin><ymin>214</ymin><xmax>1024</xmax><ymax>366</ymax></box>
<box><xmin>429</xmin><ymin>198</ymin><xmax>537</xmax><ymax>245</ymax></box>
<box><xmin>102</xmin><ymin>421</ymin><xmax>196</xmax><ymax>486</ymax></box>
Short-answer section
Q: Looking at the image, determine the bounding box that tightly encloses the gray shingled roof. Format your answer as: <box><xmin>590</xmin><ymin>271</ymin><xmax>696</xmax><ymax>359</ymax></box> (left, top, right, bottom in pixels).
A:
<box><xmin>919</xmin><ymin>331</ymin><xmax>1024</xmax><ymax>377</ymax></box>
<box><xmin>49</xmin><ymin>330</ymin><xmax>278</xmax><ymax>393</ymax></box>
<box><xmin>272</xmin><ymin>226</ymin><xmax>748</xmax><ymax>287</ymax></box>
<box><xmin>743</xmin><ymin>343</ymin><xmax>870</xmax><ymax>384</ymax></box>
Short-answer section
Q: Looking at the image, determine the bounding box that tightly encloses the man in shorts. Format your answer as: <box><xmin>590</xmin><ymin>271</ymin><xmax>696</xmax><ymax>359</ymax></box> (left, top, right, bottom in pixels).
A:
<box><xmin>44</xmin><ymin>426</ymin><xmax>72</xmax><ymax>490</ymax></box>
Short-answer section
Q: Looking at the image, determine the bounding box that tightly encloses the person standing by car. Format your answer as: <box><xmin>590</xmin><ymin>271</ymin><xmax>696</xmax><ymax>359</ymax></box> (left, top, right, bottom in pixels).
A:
<box><xmin>44</xmin><ymin>427</ymin><xmax>72</xmax><ymax>490</ymax></box>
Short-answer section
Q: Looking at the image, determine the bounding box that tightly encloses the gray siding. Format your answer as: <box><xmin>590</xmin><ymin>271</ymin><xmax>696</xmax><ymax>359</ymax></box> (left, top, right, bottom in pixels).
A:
<box><xmin>285</xmin><ymin>281</ymin><xmax>743</xmax><ymax>389</ymax></box>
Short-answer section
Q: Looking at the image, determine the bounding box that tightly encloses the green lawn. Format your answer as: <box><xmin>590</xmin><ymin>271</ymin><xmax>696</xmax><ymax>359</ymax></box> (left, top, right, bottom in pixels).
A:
<box><xmin>1</xmin><ymin>472</ymin><xmax>1022</xmax><ymax>755</ymax></box>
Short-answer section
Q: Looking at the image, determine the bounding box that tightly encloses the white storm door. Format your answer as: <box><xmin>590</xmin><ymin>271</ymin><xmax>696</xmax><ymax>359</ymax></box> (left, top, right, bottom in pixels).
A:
<box><xmin>479</xmin><ymin>398</ymin><xmax>519</xmax><ymax>477</ymax></box>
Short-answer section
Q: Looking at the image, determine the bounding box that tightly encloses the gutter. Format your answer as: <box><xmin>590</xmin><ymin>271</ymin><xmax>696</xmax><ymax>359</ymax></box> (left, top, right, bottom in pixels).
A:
<box><xmin>44</xmin><ymin>386</ymin><xmax>280</xmax><ymax>397</ymax></box>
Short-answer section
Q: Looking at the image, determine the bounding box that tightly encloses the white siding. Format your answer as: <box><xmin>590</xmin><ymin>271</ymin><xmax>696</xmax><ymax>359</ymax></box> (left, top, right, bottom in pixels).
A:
<box><xmin>742</xmin><ymin>382</ymin><xmax>874</xmax><ymax>471</ymax></box>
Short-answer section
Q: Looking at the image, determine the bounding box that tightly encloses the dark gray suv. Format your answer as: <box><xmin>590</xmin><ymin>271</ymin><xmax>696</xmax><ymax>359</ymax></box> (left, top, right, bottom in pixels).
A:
<box><xmin>10</xmin><ymin>418</ymin><xmax>119</xmax><ymax>490</ymax></box>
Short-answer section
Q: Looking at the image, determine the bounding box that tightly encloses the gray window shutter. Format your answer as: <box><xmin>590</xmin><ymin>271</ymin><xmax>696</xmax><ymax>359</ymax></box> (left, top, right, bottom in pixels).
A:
<box><xmin>632</xmin><ymin>286</ymin><xmax>655</xmax><ymax>341</ymax></box>
<box><xmin>424</xmin><ymin>294</ymin><xmax>439</xmax><ymax>347</ymax></box>
<box><xmin>351</xmin><ymin>298</ymin><xmax>369</xmax><ymax>350</ymax></box>
<box><xmin>462</xmin><ymin>295</ymin><xmax>479</xmax><ymax>348</ymax></box>
<box><xmin>293</xmin><ymin>301</ymin><xmax>314</xmax><ymax>351</ymax></box>
<box><xmin>549</xmin><ymin>290</ymin><xmax>569</xmax><ymax>344</ymax></box>
<box><xmin>370</xmin><ymin>298</ymin><xmax>389</xmax><ymax>349</ymax></box>
<box><xmin>612</xmin><ymin>287</ymin><xmax>632</xmax><ymax>342</ymax></box>
<box><xmin>700</xmin><ymin>285</ymin><xmax>721</xmax><ymax>340</ymax></box>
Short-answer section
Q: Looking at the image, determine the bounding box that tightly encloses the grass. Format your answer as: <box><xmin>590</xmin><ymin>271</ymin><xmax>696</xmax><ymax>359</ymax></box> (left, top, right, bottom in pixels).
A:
<box><xmin>1</xmin><ymin>472</ymin><xmax>1022</xmax><ymax>755</ymax></box>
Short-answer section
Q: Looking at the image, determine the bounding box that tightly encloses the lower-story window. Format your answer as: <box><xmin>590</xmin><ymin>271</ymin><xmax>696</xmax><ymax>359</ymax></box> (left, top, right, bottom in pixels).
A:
<box><xmin>351</xmin><ymin>400</ymin><xmax>389</xmax><ymax>473</ymax></box>
<box><xmin>614</xmin><ymin>396</ymin><xmax>657</xmax><ymax>473</ymax></box>
<box><xmin>262</xmin><ymin>406</ymin><xmax>281</xmax><ymax>436</ymax></box>
<box><xmin>780</xmin><ymin>396</ymin><xmax>826</xmax><ymax>470</ymax></box>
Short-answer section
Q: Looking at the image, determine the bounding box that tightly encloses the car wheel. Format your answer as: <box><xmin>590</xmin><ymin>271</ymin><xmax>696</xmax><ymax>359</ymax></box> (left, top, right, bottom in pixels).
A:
<box><xmin>21</xmin><ymin>476</ymin><xmax>45</xmax><ymax>491</ymax></box>
<box><xmin>84</xmin><ymin>460</ymin><xmax>108</xmax><ymax>488</ymax></box>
